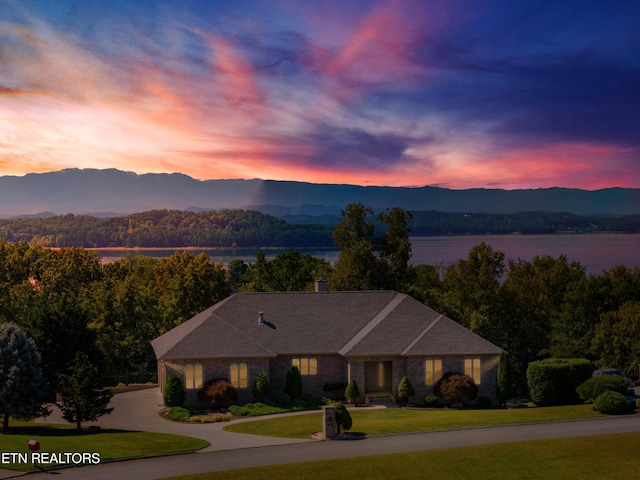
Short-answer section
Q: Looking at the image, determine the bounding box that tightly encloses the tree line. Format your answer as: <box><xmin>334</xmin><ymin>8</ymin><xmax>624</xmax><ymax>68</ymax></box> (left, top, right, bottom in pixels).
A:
<box><xmin>0</xmin><ymin>203</ymin><xmax>639</xmax><ymax>405</ymax></box>
<box><xmin>1</xmin><ymin>208</ymin><xmax>639</xmax><ymax>249</ymax></box>
<box><xmin>0</xmin><ymin>209</ymin><xmax>334</xmax><ymax>248</ymax></box>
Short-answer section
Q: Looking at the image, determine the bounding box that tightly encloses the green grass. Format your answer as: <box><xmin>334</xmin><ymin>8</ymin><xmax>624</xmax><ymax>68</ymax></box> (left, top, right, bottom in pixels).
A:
<box><xmin>163</xmin><ymin>432</ymin><xmax>640</xmax><ymax>480</ymax></box>
<box><xmin>223</xmin><ymin>404</ymin><xmax>603</xmax><ymax>438</ymax></box>
<box><xmin>0</xmin><ymin>421</ymin><xmax>209</xmax><ymax>472</ymax></box>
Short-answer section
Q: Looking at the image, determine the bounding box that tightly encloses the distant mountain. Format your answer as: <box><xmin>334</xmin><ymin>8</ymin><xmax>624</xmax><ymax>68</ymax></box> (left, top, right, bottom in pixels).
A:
<box><xmin>0</xmin><ymin>168</ymin><xmax>639</xmax><ymax>217</ymax></box>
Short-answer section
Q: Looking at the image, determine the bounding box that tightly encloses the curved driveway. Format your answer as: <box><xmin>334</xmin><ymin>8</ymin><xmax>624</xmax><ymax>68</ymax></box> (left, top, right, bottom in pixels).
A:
<box><xmin>9</xmin><ymin>388</ymin><xmax>640</xmax><ymax>480</ymax></box>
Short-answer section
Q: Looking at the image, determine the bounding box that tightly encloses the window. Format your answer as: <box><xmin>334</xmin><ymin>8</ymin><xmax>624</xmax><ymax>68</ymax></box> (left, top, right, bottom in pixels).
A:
<box><xmin>291</xmin><ymin>358</ymin><xmax>318</xmax><ymax>375</ymax></box>
<box><xmin>425</xmin><ymin>359</ymin><xmax>443</xmax><ymax>385</ymax></box>
<box><xmin>184</xmin><ymin>363</ymin><xmax>202</xmax><ymax>389</ymax></box>
<box><xmin>465</xmin><ymin>358</ymin><xmax>481</xmax><ymax>384</ymax></box>
<box><xmin>230</xmin><ymin>362</ymin><xmax>248</xmax><ymax>388</ymax></box>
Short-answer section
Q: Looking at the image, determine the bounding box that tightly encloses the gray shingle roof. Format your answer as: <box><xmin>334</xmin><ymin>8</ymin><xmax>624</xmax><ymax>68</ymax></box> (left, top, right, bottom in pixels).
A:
<box><xmin>151</xmin><ymin>291</ymin><xmax>501</xmax><ymax>360</ymax></box>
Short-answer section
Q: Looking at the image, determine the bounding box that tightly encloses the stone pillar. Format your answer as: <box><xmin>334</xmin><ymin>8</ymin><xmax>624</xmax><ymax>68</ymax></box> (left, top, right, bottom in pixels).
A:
<box><xmin>322</xmin><ymin>406</ymin><xmax>336</xmax><ymax>438</ymax></box>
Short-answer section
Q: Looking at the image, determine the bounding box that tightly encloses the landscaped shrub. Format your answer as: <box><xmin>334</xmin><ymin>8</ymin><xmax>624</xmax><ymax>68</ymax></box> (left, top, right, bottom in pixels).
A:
<box><xmin>497</xmin><ymin>352</ymin><xmax>517</xmax><ymax>406</ymax></box>
<box><xmin>397</xmin><ymin>376</ymin><xmax>415</xmax><ymax>406</ymax></box>
<box><xmin>228</xmin><ymin>403</ymin><xmax>288</xmax><ymax>417</ymax></box>
<box><xmin>197</xmin><ymin>378</ymin><xmax>239</xmax><ymax>407</ymax></box>
<box><xmin>576</xmin><ymin>374</ymin><xmax>629</xmax><ymax>402</ymax></box>
<box><xmin>344</xmin><ymin>379</ymin><xmax>361</xmax><ymax>405</ymax></box>
<box><xmin>424</xmin><ymin>394</ymin><xmax>439</xmax><ymax>407</ymax></box>
<box><xmin>323</xmin><ymin>382</ymin><xmax>347</xmax><ymax>400</ymax></box>
<box><xmin>323</xmin><ymin>399</ymin><xmax>352</xmax><ymax>434</ymax></box>
<box><xmin>476</xmin><ymin>396</ymin><xmax>492</xmax><ymax>408</ymax></box>
<box><xmin>167</xmin><ymin>406</ymin><xmax>191</xmax><ymax>422</ymax></box>
<box><xmin>285</xmin><ymin>365</ymin><xmax>303</xmax><ymax>399</ymax></box>
<box><xmin>292</xmin><ymin>398</ymin><xmax>309</xmax><ymax>410</ymax></box>
<box><xmin>434</xmin><ymin>372</ymin><xmax>478</xmax><ymax>406</ymax></box>
<box><xmin>163</xmin><ymin>372</ymin><xmax>186</xmax><ymax>407</ymax></box>
<box><xmin>273</xmin><ymin>393</ymin><xmax>291</xmax><ymax>405</ymax></box>
<box><xmin>527</xmin><ymin>358</ymin><xmax>592</xmax><ymax>406</ymax></box>
<box><xmin>253</xmin><ymin>371</ymin><xmax>270</xmax><ymax>402</ymax></box>
<box><xmin>594</xmin><ymin>391</ymin><xmax>631</xmax><ymax>414</ymax></box>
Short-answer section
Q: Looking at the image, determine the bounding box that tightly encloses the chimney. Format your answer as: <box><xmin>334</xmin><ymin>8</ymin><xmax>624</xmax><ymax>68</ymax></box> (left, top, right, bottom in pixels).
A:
<box><xmin>258</xmin><ymin>311</ymin><xmax>265</xmax><ymax>325</ymax></box>
<box><xmin>314</xmin><ymin>279</ymin><xmax>327</xmax><ymax>292</ymax></box>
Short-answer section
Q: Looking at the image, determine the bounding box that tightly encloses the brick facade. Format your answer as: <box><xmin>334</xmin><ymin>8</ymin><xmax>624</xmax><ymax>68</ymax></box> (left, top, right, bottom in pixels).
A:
<box><xmin>160</xmin><ymin>352</ymin><xmax>500</xmax><ymax>408</ymax></box>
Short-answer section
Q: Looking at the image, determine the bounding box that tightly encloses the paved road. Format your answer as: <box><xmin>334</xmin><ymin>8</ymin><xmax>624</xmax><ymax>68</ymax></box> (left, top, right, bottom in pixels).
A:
<box><xmin>15</xmin><ymin>415</ymin><xmax>640</xmax><ymax>480</ymax></box>
<box><xmin>2</xmin><ymin>388</ymin><xmax>638</xmax><ymax>479</ymax></box>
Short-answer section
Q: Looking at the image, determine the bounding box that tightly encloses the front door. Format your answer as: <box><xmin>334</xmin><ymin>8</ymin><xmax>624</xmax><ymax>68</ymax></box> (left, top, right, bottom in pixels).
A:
<box><xmin>364</xmin><ymin>361</ymin><xmax>392</xmax><ymax>394</ymax></box>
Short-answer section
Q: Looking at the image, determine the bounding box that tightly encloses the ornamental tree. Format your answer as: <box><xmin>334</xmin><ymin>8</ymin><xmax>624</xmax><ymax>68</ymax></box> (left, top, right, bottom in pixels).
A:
<box><xmin>57</xmin><ymin>351</ymin><xmax>114</xmax><ymax>430</ymax></box>
<box><xmin>163</xmin><ymin>372</ymin><xmax>186</xmax><ymax>407</ymax></box>
<box><xmin>397</xmin><ymin>376</ymin><xmax>415</xmax><ymax>406</ymax></box>
<box><xmin>344</xmin><ymin>379</ymin><xmax>361</xmax><ymax>406</ymax></box>
<box><xmin>0</xmin><ymin>323</ymin><xmax>50</xmax><ymax>430</ymax></box>
<box><xmin>434</xmin><ymin>372</ymin><xmax>478</xmax><ymax>406</ymax></box>
<box><xmin>285</xmin><ymin>365</ymin><xmax>303</xmax><ymax>399</ymax></box>
<box><xmin>253</xmin><ymin>371</ymin><xmax>270</xmax><ymax>402</ymax></box>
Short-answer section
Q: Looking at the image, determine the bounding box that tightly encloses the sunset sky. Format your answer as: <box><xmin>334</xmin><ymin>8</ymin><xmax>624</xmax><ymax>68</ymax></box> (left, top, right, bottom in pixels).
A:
<box><xmin>1</xmin><ymin>0</ymin><xmax>639</xmax><ymax>190</ymax></box>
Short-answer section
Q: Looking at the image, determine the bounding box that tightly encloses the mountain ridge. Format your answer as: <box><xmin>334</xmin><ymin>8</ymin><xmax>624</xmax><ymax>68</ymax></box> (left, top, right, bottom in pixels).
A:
<box><xmin>0</xmin><ymin>168</ymin><xmax>638</xmax><ymax>217</ymax></box>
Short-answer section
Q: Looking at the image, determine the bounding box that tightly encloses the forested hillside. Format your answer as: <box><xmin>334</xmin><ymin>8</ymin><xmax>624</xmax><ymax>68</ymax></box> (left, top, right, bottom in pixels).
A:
<box><xmin>0</xmin><ymin>209</ymin><xmax>334</xmax><ymax>248</ymax></box>
<box><xmin>1</xmin><ymin>208</ymin><xmax>639</xmax><ymax>249</ymax></box>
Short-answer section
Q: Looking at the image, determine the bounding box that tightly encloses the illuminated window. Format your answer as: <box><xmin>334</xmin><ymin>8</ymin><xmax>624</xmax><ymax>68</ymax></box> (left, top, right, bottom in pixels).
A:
<box><xmin>184</xmin><ymin>364</ymin><xmax>203</xmax><ymax>389</ymax></box>
<box><xmin>291</xmin><ymin>358</ymin><xmax>318</xmax><ymax>375</ymax></box>
<box><xmin>425</xmin><ymin>359</ymin><xmax>443</xmax><ymax>385</ymax></box>
<box><xmin>230</xmin><ymin>363</ymin><xmax>248</xmax><ymax>388</ymax></box>
<box><xmin>465</xmin><ymin>358</ymin><xmax>481</xmax><ymax>384</ymax></box>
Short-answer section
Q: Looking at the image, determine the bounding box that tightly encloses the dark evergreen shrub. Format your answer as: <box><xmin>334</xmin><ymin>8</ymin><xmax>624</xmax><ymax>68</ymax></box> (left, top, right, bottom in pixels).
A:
<box><xmin>273</xmin><ymin>393</ymin><xmax>291</xmax><ymax>405</ymax></box>
<box><xmin>292</xmin><ymin>398</ymin><xmax>309</xmax><ymax>409</ymax></box>
<box><xmin>397</xmin><ymin>376</ymin><xmax>415</xmax><ymax>405</ymax></box>
<box><xmin>424</xmin><ymin>394</ymin><xmax>439</xmax><ymax>407</ymax></box>
<box><xmin>476</xmin><ymin>396</ymin><xmax>492</xmax><ymax>408</ymax></box>
<box><xmin>434</xmin><ymin>372</ymin><xmax>478</xmax><ymax>405</ymax></box>
<box><xmin>285</xmin><ymin>365</ymin><xmax>303</xmax><ymax>399</ymax></box>
<box><xmin>253</xmin><ymin>371</ymin><xmax>270</xmax><ymax>402</ymax></box>
<box><xmin>576</xmin><ymin>375</ymin><xmax>629</xmax><ymax>402</ymax></box>
<box><xmin>527</xmin><ymin>358</ymin><xmax>592</xmax><ymax>406</ymax></box>
<box><xmin>197</xmin><ymin>378</ymin><xmax>239</xmax><ymax>407</ymax></box>
<box><xmin>163</xmin><ymin>372</ymin><xmax>186</xmax><ymax>407</ymax></box>
<box><xmin>323</xmin><ymin>399</ymin><xmax>352</xmax><ymax>433</ymax></box>
<box><xmin>344</xmin><ymin>379</ymin><xmax>361</xmax><ymax>405</ymax></box>
<box><xmin>497</xmin><ymin>352</ymin><xmax>517</xmax><ymax>406</ymax></box>
<box><xmin>594</xmin><ymin>391</ymin><xmax>631</xmax><ymax>414</ymax></box>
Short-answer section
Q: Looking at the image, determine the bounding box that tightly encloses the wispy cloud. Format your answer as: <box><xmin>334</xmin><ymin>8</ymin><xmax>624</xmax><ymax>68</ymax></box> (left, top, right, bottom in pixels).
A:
<box><xmin>0</xmin><ymin>0</ymin><xmax>638</xmax><ymax>189</ymax></box>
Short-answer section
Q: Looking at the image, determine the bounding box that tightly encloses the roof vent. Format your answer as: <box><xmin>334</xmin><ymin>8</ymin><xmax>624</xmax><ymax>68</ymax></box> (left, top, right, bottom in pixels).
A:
<box><xmin>257</xmin><ymin>311</ymin><xmax>276</xmax><ymax>329</ymax></box>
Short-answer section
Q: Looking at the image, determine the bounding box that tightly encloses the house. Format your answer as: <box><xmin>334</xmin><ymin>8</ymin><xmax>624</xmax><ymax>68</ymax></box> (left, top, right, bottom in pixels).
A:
<box><xmin>151</xmin><ymin>285</ymin><xmax>502</xmax><ymax>407</ymax></box>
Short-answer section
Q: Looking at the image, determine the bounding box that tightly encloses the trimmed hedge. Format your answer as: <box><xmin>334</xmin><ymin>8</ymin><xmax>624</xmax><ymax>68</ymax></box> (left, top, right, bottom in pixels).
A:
<box><xmin>167</xmin><ymin>406</ymin><xmax>191</xmax><ymax>422</ymax></box>
<box><xmin>594</xmin><ymin>391</ymin><xmax>631</xmax><ymax>414</ymax></box>
<box><xmin>576</xmin><ymin>374</ymin><xmax>629</xmax><ymax>402</ymax></box>
<box><xmin>527</xmin><ymin>358</ymin><xmax>592</xmax><ymax>406</ymax></box>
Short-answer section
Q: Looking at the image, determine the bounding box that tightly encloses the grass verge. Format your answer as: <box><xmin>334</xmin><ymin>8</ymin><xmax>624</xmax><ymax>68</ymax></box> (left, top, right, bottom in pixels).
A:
<box><xmin>223</xmin><ymin>404</ymin><xmax>604</xmax><ymax>438</ymax></box>
<box><xmin>164</xmin><ymin>432</ymin><xmax>640</xmax><ymax>480</ymax></box>
<box><xmin>0</xmin><ymin>422</ymin><xmax>209</xmax><ymax>472</ymax></box>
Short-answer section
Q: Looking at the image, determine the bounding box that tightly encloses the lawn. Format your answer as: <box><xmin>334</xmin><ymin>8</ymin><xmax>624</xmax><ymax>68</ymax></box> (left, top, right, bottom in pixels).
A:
<box><xmin>163</xmin><ymin>432</ymin><xmax>640</xmax><ymax>480</ymax></box>
<box><xmin>223</xmin><ymin>404</ymin><xmax>604</xmax><ymax>438</ymax></box>
<box><xmin>0</xmin><ymin>421</ymin><xmax>209</xmax><ymax>472</ymax></box>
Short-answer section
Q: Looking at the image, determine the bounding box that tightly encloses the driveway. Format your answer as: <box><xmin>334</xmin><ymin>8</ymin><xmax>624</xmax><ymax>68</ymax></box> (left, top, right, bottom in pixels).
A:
<box><xmin>35</xmin><ymin>387</ymin><xmax>314</xmax><ymax>452</ymax></box>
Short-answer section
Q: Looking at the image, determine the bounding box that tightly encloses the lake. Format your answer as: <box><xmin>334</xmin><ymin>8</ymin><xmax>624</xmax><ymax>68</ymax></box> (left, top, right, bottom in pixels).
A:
<box><xmin>94</xmin><ymin>233</ymin><xmax>640</xmax><ymax>275</ymax></box>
